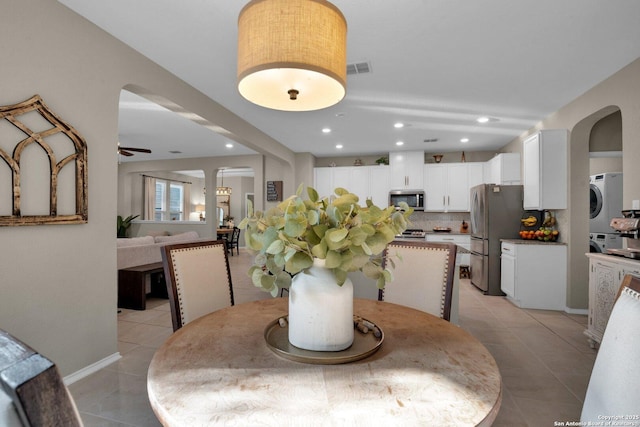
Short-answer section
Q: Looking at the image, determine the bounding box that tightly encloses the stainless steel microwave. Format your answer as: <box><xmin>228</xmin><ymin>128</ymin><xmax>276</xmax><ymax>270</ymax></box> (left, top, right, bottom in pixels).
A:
<box><xmin>389</xmin><ymin>190</ymin><xmax>425</xmax><ymax>211</ymax></box>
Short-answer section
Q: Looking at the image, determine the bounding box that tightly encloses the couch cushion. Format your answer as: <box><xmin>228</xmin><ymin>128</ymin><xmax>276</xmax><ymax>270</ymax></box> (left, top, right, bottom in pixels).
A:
<box><xmin>154</xmin><ymin>231</ymin><xmax>200</xmax><ymax>244</ymax></box>
<box><xmin>117</xmin><ymin>236</ymin><xmax>155</xmax><ymax>247</ymax></box>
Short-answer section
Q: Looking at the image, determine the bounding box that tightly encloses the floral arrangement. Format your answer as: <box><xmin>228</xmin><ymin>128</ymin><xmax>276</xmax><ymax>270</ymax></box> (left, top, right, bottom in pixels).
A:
<box><xmin>239</xmin><ymin>184</ymin><xmax>413</xmax><ymax>296</ymax></box>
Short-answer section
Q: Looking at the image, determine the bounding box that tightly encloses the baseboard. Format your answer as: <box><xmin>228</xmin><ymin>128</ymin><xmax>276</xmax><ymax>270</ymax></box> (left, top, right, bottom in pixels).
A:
<box><xmin>63</xmin><ymin>352</ymin><xmax>122</xmax><ymax>385</ymax></box>
<box><xmin>565</xmin><ymin>307</ymin><xmax>588</xmax><ymax>315</ymax></box>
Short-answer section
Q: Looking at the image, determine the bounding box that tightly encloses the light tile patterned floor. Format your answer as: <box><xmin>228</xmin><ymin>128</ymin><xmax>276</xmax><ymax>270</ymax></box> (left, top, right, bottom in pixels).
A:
<box><xmin>68</xmin><ymin>248</ymin><xmax>597</xmax><ymax>426</ymax></box>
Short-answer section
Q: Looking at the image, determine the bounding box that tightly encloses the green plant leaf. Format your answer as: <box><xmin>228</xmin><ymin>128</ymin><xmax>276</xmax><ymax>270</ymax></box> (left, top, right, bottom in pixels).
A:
<box><xmin>307</xmin><ymin>186</ymin><xmax>319</xmax><ymax>202</ymax></box>
<box><xmin>266</xmin><ymin>239</ymin><xmax>284</xmax><ymax>254</ymax></box>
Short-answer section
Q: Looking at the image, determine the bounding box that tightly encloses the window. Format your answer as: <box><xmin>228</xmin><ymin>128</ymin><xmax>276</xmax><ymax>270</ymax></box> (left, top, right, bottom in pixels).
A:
<box><xmin>154</xmin><ymin>179</ymin><xmax>185</xmax><ymax>221</ymax></box>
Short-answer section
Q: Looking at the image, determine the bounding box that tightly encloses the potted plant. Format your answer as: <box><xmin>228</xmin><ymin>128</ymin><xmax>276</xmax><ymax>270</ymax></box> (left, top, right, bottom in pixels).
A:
<box><xmin>239</xmin><ymin>184</ymin><xmax>412</xmax><ymax>351</ymax></box>
<box><xmin>117</xmin><ymin>214</ymin><xmax>139</xmax><ymax>238</ymax></box>
<box><xmin>375</xmin><ymin>156</ymin><xmax>389</xmax><ymax>165</ymax></box>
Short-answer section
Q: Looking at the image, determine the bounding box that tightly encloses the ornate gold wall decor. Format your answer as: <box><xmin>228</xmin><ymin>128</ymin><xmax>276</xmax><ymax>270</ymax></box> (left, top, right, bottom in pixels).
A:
<box><xmin>0</xmin><ymin>95</ymin><xmax>88</xmax><ymax>226</ymax></box>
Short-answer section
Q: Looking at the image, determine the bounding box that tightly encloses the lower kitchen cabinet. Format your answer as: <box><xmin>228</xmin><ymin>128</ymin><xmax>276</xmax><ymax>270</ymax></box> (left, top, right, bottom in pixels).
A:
<box><xmin>585</xmin><ymin>253</ymin><xmax>640</xmax><ymax>348</ymax></box>
<box><xmin>500</xmin><ymin>241</ymin><xmax>567</xmax><ymax>310</ymax></box>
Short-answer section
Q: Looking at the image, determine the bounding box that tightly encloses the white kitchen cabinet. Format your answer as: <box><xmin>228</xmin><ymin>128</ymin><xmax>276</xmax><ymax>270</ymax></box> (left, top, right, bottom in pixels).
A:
<box><xmin>522</xmin><ymin>129</ymin><xmax>568</xmax><ymax>210</ymax></box>
<box><xmin>424</xmin><ymin>163</ymin><xmax>480</xmax><ymax>212</ymax></box>
<box><xmin>389</xmin><ymin>151</ymin><xmax>424</xmax><ymax>190</ymax></box>
<box><xmin>484</xmin><ymin>153</ymin><xmax>521</xmax><ymax>185</ymax></box>
<box><xmin>424</xmin><ymin>164</ymin><xmax>468</xmax><ymax>211</ymax></box>
<box><xmin>349</xmin><ymin>165</ymin><xmax>390</xmax><ymax>206</ymax></box>
<box><xmin>314</xmin><ymin>167</ymin><xmax>350</xmax><ymax>199</ymax></box>
<box><xmin>314</xmin><ymin>165</ymin><xmax>389</xmax><ymax>207</ymax></box>
<box><xmin>585</xmin><ymin>253</ymin><xmax>640</xmax><ymax>348</ymax></box>
<box><xmin>500</xmin><ymin>241</ymin><xmax>567</xmax><ymax>310</ymax></box>
<box><xmin>467</xmin><ymin>162</ymin><xmax>484</xmax><ymax>190</ymax></box>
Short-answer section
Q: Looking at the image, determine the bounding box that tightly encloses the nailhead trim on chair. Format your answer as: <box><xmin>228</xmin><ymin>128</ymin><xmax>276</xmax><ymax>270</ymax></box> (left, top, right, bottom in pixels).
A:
<box><xmin>385</xmin><ymin>244</ymin><xmax>451</xmax><ymax>319</ymax></box>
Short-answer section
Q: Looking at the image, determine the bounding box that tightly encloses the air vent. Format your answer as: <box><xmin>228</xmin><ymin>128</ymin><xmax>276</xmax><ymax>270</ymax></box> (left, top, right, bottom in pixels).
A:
<box><xmin>347</xmin><ymin>61</ymin><xmax>371</xmax><ymax>75</ymax></box>
<box><xmin>169</xmin><ymin>150</ymin><xmax>182</xmax><ymax>154</ymax></box>
<box><xmin>423</xmin><ymin>138</ymin><xmax>439</xmax><ymax>143</ymax></box>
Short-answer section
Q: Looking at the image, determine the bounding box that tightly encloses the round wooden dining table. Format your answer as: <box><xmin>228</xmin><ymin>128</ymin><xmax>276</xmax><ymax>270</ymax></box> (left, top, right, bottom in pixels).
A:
<box><xmin>147</xmin><ymin>298</ymin><xmax>502</xmax><ymax>427</ymax></box>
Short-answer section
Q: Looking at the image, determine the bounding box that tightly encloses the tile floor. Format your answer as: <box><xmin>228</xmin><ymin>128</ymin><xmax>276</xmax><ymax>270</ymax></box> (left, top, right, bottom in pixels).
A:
<box><xmin>68</xmin><ymin>249</ymin><xmax>597</xmax><ymax>426</ymax></box>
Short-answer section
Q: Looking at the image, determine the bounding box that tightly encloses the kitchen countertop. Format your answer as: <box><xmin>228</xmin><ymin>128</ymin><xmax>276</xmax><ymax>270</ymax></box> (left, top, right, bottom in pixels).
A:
<box><xmin>501</xmin><ymin>238</ymin><xmax>567</xmax><ymax>246</ymax></box>
<box><xmin>425</xmin><ymin>231</ymin><xmax>470</xmax><ymax>236</ymax></box>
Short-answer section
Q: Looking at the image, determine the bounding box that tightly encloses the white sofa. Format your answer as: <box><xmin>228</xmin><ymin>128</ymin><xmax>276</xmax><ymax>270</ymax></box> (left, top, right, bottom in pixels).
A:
<box><xmin>117</xmin><ymin>231</ymin><xmax>205</xmax><ymax>270</ymax></box>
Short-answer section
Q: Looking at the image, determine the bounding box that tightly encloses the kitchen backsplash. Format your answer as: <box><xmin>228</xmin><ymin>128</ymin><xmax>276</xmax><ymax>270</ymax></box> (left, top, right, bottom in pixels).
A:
<box><xmin>408</xmin><ymin>211</ymin><xmax>471</xmax><ymax>232</ymax></box>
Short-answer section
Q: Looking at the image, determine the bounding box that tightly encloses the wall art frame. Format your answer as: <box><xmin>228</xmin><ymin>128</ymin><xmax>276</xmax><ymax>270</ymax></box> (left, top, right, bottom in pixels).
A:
<box><xmin>0</xmin><ymin>95</ymin><xmax>88</xmax><ymax>226</ymax></box>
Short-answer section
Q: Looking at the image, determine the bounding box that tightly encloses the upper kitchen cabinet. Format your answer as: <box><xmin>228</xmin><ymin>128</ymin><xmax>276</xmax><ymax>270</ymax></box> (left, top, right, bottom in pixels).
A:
<box><xmin>424</xmin><ymin>163</ymin><xmax>471</xmax><ymax>211</ymax></box>
<box><xmin>348</xmin><ymin>165</ymin><xmax>390</xmax><ymax>207</ymax></box>
<box><xmin>389</xmin><ymin>151</ymin><xmax>424</xmax><ymax>190</ymax></box>
<box><xmin>314</xmin><ymin>165</ymin><xmax>390</xmax><ymax>207</ymax></box>
<box><xmin>484</xmin><ymin>153</ymin><xmax>521</xmax><ymax>185</ymax></box>
<box><xmin>522</xmin><ymin>129</ymin><xmax>568</xmax><ymax>210</ymax></box>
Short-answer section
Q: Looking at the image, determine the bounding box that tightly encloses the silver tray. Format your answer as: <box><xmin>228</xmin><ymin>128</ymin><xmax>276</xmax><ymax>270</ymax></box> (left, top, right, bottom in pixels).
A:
<box><xmin>264</xmin><ymin>316</ymin><xmax>384</xmax><ymax>364</ymax></box>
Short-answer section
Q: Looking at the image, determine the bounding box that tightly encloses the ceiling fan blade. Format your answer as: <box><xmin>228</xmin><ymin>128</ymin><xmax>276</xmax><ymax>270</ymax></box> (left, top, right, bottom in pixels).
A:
<box><xmin>118</xmin><ymin>149</ymin><xmax>134</xmax><ymax>156</ymax></box>
<box><xmin>119</xmin><ymin>146</ymin><xmax>152</xmax><ymax>153</ymax></box>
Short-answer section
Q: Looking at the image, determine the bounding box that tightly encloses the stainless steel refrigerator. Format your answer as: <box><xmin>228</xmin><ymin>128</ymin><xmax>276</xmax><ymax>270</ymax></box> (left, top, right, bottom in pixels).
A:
<box><xmin>469</xmin><ymin>184</ymin><xmax>524</xmax><ymax>295</ymax></box>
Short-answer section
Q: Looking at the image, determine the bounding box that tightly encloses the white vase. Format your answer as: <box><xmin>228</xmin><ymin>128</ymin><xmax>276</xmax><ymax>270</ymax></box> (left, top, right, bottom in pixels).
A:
<box><xmin>288</xmin><ymin>258</ymin><xmax>354</xmax><ymax>351</ymax></box>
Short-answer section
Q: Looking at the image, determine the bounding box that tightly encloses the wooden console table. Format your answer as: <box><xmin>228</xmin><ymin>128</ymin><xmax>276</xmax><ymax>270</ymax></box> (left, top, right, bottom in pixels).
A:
<box><xmin>118</xmin><ymin>262</ymin><xmax>165</xmax><ymax>310</ymax></box>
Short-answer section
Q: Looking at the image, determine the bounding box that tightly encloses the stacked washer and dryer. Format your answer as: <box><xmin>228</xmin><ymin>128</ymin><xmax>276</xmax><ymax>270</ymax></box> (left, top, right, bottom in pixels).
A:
<box><xmin>589</xmin><ymin>172</ymin><xmax>623</xmax><ymax>253</ymax></box>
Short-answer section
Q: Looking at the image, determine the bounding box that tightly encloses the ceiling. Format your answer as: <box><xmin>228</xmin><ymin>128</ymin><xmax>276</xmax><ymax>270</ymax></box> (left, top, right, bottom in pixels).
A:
<box><xmin>58</xmin><ymin>1</ymin><xmax>640</xmax><ymax>163</ymax></box>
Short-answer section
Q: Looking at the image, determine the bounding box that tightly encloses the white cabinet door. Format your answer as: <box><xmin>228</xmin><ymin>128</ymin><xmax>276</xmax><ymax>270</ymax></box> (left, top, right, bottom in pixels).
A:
<box><xmin>467</xmin><ymin>163</ymin><xmax>484</xmax><ymax>190</ymax></box>
<box><xmin>424</xmin><ymin>165</ymin><xmax>446</xmax><ymax>210</ymax></box>
<box><xmin>315</xmin><ymin>166</ymin><xmax>390</xmax><ymax>207</ymax></box>
<box><xmin>314</xmin><ymin>167</ymin><xmax>334</xmax><ymax>199</ymax></box>
<box><xmin>485</xmin><ymin>153</ymin><xmax>521</xmax><ymax>185</ymax></box>
<box><xmin>349</xmin><ymin>167</ymin><xmax>370</xmax><ymax>203</ymax></box>
<box><xmin>500</xmin><ymin>243</ymin><xmax>516</xmax><ymax>298</ymax></box>
<box><xmin>424</xmin><ymin>163</ymin><xmax>471</xmax><ymax>211</ymax></box>
<box><xmin>523</xmin><ymin>130</ymin><xmax>568</xmax><ymax>210</ymax></box>
<box><xmin>447</xmin><ymin>163</ymin><xmax>469</xmax><ymax>211</ymax></box>
<box><xmin>501</xmin><ymin>242</ymin><xmax>566</xmax><ymax>310</ymax></box>
<box><xmin>332</xmin><ymin>167</ymin><xmax>351</xmax><ymax>192</ymax></box>
<box><xmin>390</xmin><ymin>151</ymin><xmax>424</xmax><ymax>189</ymax></box>
<box><xmin>368</xmin><ymin>165</ymin><xmax>390</xmax><ymax>206</ymax></box>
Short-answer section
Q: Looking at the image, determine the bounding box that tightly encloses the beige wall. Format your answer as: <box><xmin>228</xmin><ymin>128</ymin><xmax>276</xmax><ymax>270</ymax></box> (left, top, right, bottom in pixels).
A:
<box><xmin>501</xmin><ymin>58</ymin><xmax>640</xmax><ymax>310</ymax></box>
<box><xmin>0</xmin><ymin>0</ymin><xmax>295</xmax><ymax>377</ymax></box>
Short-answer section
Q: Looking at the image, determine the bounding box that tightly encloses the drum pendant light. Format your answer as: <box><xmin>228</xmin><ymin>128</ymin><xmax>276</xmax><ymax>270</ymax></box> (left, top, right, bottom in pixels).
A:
<box><xmin>237</xmin><ymin>0</ymin><xmax>347</xmax><ymax>111</ymax></box>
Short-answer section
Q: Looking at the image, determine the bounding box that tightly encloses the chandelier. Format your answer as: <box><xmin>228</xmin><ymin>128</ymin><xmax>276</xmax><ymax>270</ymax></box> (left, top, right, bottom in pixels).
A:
<box><xmin>216</xmin><ymin>169</ymin><xmax>232</xmax><ymax>196</ymax></box>
<box><xmin>237</xmin><ymin>0</ymin><xmax>347</xmax><ymax>111</ymax></box>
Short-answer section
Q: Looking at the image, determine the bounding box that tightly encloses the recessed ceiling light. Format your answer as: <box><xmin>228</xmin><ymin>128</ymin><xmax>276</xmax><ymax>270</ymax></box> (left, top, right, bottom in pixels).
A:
<box><xmin>476</xmin><ymin>116</ymin><xmax>499</xmax><ymax>124</ymax></box>
<box><xmin>395</xmin><ymin>141</ymin><xmax>404</xmax><ymax>146</ymax></box>
<box><xmin>322</xmin><ymin>127</ymin><xmax>331</xmax><ymax>133</ymax></box>
<box><xmin>394</xmin><ymin>122</ymin><xmax>404</xmax><ymax>129</ymax></box>
<box><xmin>225</xmin><ymin>143</ymin><xmax>234</xmax><ymax>148</ymax></box>
<box><xmin>460</xmin><ymin>138</ymin><xmax>469</xmax><ymax>143</ymax></box>
<box><xmin>336</xmin><ymin>144</ymin><xmax>343</xmax><ymax>149</ymax></box>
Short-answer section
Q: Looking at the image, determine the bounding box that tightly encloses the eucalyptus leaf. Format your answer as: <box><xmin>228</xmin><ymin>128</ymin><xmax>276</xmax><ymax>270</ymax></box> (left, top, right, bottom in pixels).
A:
<box><xmin>240</xmin><ymin>184</ymin><xmax>412</xmax><ymax>296</ymax></box>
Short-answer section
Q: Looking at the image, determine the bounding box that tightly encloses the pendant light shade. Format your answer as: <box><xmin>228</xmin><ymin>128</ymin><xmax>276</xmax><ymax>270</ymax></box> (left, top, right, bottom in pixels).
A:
<box><xmin>237</xmin><ymin>0</ymin><xmax>347</xmax><ymax>111</ymax></box>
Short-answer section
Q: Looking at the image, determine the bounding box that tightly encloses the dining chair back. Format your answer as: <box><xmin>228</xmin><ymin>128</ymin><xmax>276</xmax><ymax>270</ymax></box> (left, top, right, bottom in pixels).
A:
<box><xmin>581</xmin><ymin>273</ymin><xmax>640</xmax><ymax>422</ymax></box>
<box><xmin>161</xmin><ymin>240</ymin><xmax>235</xmax><ymax>331</ymax></box>
<box><xmin>0</xmin><ymin>329</ymin><xmax>84</xmax><ymax>427</ymax></box>
<box><xmin>227</xmin><ymin>227</ymin><xmax>241</xmax><ymax>256</ymax></box>
<box><xmin>379</xmin><ymin>240</ymin><xmax>457</xmax><ymax>321</ymax></box>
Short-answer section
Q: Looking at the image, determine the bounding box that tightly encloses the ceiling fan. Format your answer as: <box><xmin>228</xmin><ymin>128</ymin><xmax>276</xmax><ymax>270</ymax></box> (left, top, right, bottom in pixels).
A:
<box><xmin>117</xmin><ymin>141</ymin><xmax>151</xmax><ymax>157</ymax></box>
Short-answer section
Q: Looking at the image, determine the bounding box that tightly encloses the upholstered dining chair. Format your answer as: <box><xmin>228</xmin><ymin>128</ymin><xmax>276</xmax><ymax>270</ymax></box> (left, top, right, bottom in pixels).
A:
<box><xmin>161</xmin><ymin>240</ymin><xmax>235</xmax><ymax>331</ymax></box>
<box><xmin>379</xmin><ymin>240</ymin><xmax>457</xmax><ymax>321</ymax></box>
<box><xmin>581</xmin><ymin>273</ymin><xmax>640</xmax><ymax>422</ymax></box>
<box><xmin>0</xmin><ymin>329</ymin><xmax>83</xmax><ymax>427</ymax></box>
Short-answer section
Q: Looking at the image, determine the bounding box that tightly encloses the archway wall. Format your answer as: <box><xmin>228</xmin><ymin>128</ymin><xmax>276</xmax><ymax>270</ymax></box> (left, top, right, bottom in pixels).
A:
<box><xmin>501</xmin><ymin>57</ymin><xmax>640</xmax><ymax>310</ymax></box>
